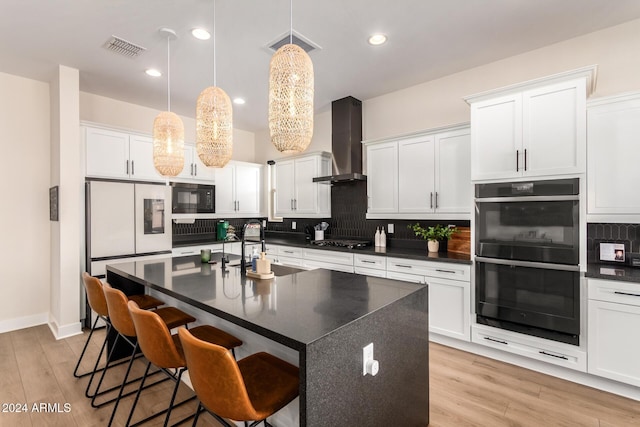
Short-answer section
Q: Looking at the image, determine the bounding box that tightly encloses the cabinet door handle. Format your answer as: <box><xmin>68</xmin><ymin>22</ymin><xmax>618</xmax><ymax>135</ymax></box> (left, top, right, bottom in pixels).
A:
<box><xmin>539</xmin><ymin>351</ymin><xmax>568</xmax><ymax>361</ymax></box>
<box><xmin>191</xmin><ymin>163</ymin><xmax>194</xmax><ymax>176</ymax></box>
<box><xmin>516</xmin><ymin>150</ymin><xmax>519</xmax><ymax>172</ymax></box>
<box><xmin>396</xmin><ymin>264</ymin><xmax>413</xmax><ymax>269</ymax></box>
<box><xmin>291</xmin><ymin>199</ymin><xmax>294</xmax><ymax>210</ymax></box>
<box><xmin>484</xmin><ymin>336</ymin><xmax>508</xmax><ymax>345</ymax></box>
<box><xmin>524</xmin><ymin>149</ymin><xmax>527</xmax><ymax>171</ymax></box>
<box><xmin>236</xmin><ymin>201</ymin><xmax>240</xmax><ymax>211</ymax></box>
<box><xmin>435</xmin><ymin>192</ymin><xmax>438</xmax><ymax>209</ymax></box>
<box><xmin>430</xmin><ymin>192</ymin><xmax>433</xmax><ymax>209</ymax></box>
<box><xmin>131</xmin><ymin>160</ymin><xmax>135</xmax><ymax>175</ymax></box>
<box><xmin>194</xmin><ymin>164</ymin><xmax>197</xmax><ymax>176</ymax></box>
<box><xmin>614</xmin><ymin>291</ymin><xmax>640</xmax><ymax>298</ymax></box>
<box><xmin>126</xmin><ymin>160</ymin><xmax>129</xmax><ymax>175</ymax></box>
<box><xmin>435</xmin><ymin>269</ymin><xmax>456</xmax><ymax>274</ymax></box>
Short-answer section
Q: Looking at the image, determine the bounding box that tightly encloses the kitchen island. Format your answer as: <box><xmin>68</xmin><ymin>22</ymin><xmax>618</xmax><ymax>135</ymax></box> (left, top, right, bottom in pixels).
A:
<box><xmin>106</xmin><ymin>254</ymin><xmax>430</xmax><ymax>426</ymax></box>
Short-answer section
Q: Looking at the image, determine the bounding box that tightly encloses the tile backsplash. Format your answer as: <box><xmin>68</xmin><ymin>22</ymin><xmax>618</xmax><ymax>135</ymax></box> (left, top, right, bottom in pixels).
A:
<box><xmin>587</xmin><ymin>223</ymin><xmax>640</xmax><ymax>262</ymax></box>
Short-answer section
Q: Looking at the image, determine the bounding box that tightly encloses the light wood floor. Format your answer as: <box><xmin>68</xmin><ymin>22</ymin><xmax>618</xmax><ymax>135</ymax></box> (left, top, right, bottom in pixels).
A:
<box><xmin>1</xmin><ymin>325</ymin><xmax>639</xmax><ymax>426</ymax></box>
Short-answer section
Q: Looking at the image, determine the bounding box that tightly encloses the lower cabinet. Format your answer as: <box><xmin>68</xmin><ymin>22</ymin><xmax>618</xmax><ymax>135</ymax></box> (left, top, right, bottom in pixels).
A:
<box><xmin>587</xmin><ymin>278</ymin><xmax>640</xmax><ymax>386</ymax></box>
<box><xmin>302</xmin><ymin>248</ymin><xmax>354</xmax><ymax>273</ymax></box>
<box><xmin>387</xmin><ymin>257</ymin><xmax>471</xmax><ymax>341</ymax></box>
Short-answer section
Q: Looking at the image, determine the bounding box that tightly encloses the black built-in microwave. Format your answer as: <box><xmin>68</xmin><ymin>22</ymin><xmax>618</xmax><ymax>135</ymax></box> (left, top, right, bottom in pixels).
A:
<box><xmin>171</xmin><ymin>182</ymin><xmax>215</xmax><ymax>214</ymax></box>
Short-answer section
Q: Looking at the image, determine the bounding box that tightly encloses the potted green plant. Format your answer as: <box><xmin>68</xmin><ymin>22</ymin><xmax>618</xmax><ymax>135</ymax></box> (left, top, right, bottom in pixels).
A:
<box><xmin>408</xmin><ymin>223</ymin><xmax>457</xmax><ymax>253</ymax></box>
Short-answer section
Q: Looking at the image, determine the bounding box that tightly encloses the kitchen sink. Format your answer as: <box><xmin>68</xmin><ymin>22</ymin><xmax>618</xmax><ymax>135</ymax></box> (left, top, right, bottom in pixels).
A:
<box><xmin>230</xmin><ymin>263</ymin><xmax>307</xmax><ymax>277</ymax></box>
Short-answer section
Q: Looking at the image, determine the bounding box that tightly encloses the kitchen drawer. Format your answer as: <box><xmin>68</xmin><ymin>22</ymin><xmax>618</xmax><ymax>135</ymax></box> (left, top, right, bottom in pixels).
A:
<box><xmin>386</xmin><ymin>257</ymin><xmax>470</xmax><ymax>281</ymax></box>
<box><xmin>385</xmin><ymin>270</ymin><xmax>425</xmax><ymax>284</ymax></box>
<box><xmin>267</xmin><ymin>245</ymin><xmax>303</xmax><ymax>258</ymax></box>
<box><xmin>302</xmin><ymin>248</ymin><xmax>354</xmax><ymax>266</ymax></box>
<box><xmin>274</xmin><ymin>255</ymin><xmax>304</xmax><ymax>267</ymax></box>
<box><xmin>354</xmin><ymin>254</ymin><xmax>386</xmax><ymax>270</ymax></box>
<box><xmin>171</xmin><ymin>243</ymin><xmax>227</xmax><ymax>258</ymax></box>
<box><xmin>354</xmin><ymin>266</ymin><xmax>387</xmax><ymax>278</ymax></box>
<box><xmin>303</xmin><ymin>259</ymin><xmax>354</xmax><ymax>273</ymax></box>
<box><xmin>588</xmin><ymin>278</ymin><xmax>640</xmax><ymax>306</ymax></box>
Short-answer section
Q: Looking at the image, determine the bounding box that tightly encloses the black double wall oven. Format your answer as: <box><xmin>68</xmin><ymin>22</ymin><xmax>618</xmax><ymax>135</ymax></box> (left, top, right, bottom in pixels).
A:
<box><xmin>475</xmin><ymin>179</ymin><xmax>580</xmax><ymax>345</ymax></box>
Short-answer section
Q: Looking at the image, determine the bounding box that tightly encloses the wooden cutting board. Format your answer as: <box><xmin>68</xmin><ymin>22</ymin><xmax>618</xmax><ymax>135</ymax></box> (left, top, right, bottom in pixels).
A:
<box><xmin>447</xmin><ymin>226</ymin><xmax>471</xmax><ymax>255</ymax></box>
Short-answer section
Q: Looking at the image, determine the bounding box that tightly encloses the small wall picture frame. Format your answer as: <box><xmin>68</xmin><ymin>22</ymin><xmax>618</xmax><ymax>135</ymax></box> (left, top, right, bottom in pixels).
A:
<box><xmin>49</xmin><ymin>186</ymin><xmax>59</xmax><ymax>221</ymax></box>
<box><xmin>599</xmin><ymin>242</ymin><xmax>625</xmax><ymax>263</ymax></box>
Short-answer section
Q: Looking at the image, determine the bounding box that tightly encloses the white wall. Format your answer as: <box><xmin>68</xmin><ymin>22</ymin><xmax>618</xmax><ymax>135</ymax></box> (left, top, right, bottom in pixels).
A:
<box><xmin>80</xmin><ymin>92</ymin><xmax>256</xmax><ymax>162</ymax></box>
<box><xmin>49</xmin><ymin>65</ymin><xmax>82</xmax><ymax>339</ymax></box>
<box><xmin>0</xmin><ymin>71</ymin><xmax>51</xmax><ymax>332</ymax></box>
<box><xmin>363</xmin><ymin>18</ymin><xmax>640</xmax><ymax>141</ymax></box>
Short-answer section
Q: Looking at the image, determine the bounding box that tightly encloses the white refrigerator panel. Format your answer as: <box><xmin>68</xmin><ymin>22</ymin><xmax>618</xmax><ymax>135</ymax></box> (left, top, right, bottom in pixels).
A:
<box><xmin>135</xmin><ymin>184</ymin><xmax>172</xmax><ymax>254</ymax></box>
<box><xmin>89</xmin><ymin>181</ymin><xmax>135</xmax><ymax>258</ymax></box>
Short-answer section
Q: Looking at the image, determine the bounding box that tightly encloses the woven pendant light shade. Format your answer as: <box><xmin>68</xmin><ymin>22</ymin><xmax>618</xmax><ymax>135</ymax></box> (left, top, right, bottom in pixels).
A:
<box><xmin>269</xmin><ymin>43</ymin><xmax>314</xmax><ymax>154</ymax></box>
<box><xmin>196</xmin><ymin>86</ymin><xmax>233</xmax><ymax>167</ymax></box>
<box><xmin>153</xmin><ymin>111</ymin><xmax>185</xmax><ymax>176</ymax></box>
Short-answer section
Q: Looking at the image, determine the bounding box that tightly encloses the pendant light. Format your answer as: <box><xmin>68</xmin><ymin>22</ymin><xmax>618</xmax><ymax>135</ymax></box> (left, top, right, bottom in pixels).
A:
<box><xmin>268</xmin><ymin>0</ymin><xmax>314</xmax><ymax>153</ymax></box>
<box><xmin>153</xmin><ymin>28</ymin><xmax>185</xmax><ymax>177</ymax></box>
<box><xmin>196</xmin><ymin>0</ymin><xmax>233</xmax><ymax>168</ymax></box>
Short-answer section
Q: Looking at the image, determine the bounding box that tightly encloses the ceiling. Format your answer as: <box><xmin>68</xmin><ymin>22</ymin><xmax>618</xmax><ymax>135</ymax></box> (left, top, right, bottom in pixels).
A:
<box><xmin>2</xmin><ymin>0</ymin><xmax>640</xmax><ymax>133</ymax></box>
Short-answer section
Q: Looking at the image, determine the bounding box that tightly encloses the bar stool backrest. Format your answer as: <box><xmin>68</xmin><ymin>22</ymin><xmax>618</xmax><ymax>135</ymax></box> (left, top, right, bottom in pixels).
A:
<box><xmin>178</xmin><ymin>328</ymin><xmax>260</xmax><ymax>421</ymax></box>
<box><xmin>127</xmin><ymin>300</ymin><xmax>185</xmax><ymax>369</ymax></box>
<box><xmin>82</xmin><ymin>272</ymin><xmax>109</xmax><ymax>317</ymax></box>
<box><xmin>103</xmin><ymin>283</ymin><xmax>137</xmax><ymax>337</ymax></box>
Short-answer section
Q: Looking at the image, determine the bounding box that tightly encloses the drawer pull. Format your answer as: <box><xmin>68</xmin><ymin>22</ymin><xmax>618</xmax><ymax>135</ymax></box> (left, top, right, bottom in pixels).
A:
<box><xmin>283</xmin><ymin>250</ymin><xmax>294</xmax><ymax>254</ymax></box>
<box><xmin>484</xmin><ymin>336</ymin><xmax>508</xmax><ymax>345</ymax></box>
<box><xmin>539</xmin><ymin>351</ymin><xmax>568</xmax><ymax>360</ymax></box>
<box><xmin>396</xmin><ymin>264</ymin><xmax>413</xmax><ymax>269</ymax></box>
<box><xmin>614</xmin><ymin>291</ymin><xmax>640</xmax><ymax>298</ymax></box>
<box><xmin>435</xmin><ymin>269</ymin><xmax>456</xmax><ymax>274</ymax></box>
<box><xmin>361</xmin><ymin>260</ymin><xmax>376</xmax><ymax>264</ymax></box>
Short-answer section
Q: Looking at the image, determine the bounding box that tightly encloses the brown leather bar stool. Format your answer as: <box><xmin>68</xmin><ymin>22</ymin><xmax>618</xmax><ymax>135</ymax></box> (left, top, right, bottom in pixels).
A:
<box><xmin>178</xmin><ymin>328</ymin><xmax>299</xmax><ymax>427</ymax></box>
<box><xmin>75</xmin><ymin>273</ymin><xmax>164</xmax><ymax>399</ymax></box>
<box><xmin>127</xmin><ymin>301</ymin><xmax>243</xmax><ymax>427</ymax></box>
<box><xmin>100</xmin><ymin>283</ymin><xmax>196</xmax><ymax>427</ymax></box>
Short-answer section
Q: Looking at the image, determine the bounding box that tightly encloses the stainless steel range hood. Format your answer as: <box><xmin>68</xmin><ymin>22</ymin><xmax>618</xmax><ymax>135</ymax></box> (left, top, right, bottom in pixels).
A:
<box><xmin>313</xmin><ymin>96</ymin><xmax>366</xmax><ymax>183</ymax></box>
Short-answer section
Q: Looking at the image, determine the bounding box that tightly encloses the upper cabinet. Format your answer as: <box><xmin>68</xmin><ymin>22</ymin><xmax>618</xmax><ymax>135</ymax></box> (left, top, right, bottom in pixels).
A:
<box><xmin>274</xmin><ymin>152</ymin><xmax>331</xmax><ymax>218</ymax></box>
<box><xmin>85</xmin><ymin>126</ymin><xmax>163</xmax><ymax>182</ymax></box>
<box><xmin>465</xmin><ymin>66</ymin><xmax>596</xmax><ymax>182</ymax></box>
<box><xmin>364</xmin><ymin>124</ymin><xmax>471</xmax><ymax>220</ymax></box>
<box><xmin>215</xmin><ymin>161</ymin><xmax>263</xmax><ymax>217</ymax></box>
<box><xmin>587</xmin><ymin>92</ymin><xmax>640</xmax><ymax>221</ymax></box>
<box><xmin>175</xmin><ymin>145</ymin><xmax>216</xmax><ymax>183</ymax></box>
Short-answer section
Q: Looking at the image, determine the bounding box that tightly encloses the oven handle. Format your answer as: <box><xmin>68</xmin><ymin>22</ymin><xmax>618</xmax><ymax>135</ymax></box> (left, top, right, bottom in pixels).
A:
<box><xmin>475</xmin><ymin>195</ymin><xmax>579</xmax><ymax>203</ymax></box>
<box><xmin>475</xmin><ymin>257</ymin><xmax>580</xmax><ymax>272</ymax></box>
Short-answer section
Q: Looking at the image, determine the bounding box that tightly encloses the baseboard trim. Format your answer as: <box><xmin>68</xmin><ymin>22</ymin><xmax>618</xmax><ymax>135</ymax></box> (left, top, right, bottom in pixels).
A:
<box><xmin>0</xmin><ymin>313</ymin><xmax>49</xmax><ymax>334</ymax></box>
<box><xmin>48</xmin><ymin>318</ymin><xmax>83</xmax><ymax>340</ymax></box>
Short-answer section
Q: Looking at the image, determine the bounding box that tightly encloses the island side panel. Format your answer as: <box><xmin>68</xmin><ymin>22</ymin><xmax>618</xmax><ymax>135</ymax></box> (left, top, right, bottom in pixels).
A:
<box><xmin>304</xmin><ymin>286</ymin><xmax>429</xmax><ymax>426</ymax></box>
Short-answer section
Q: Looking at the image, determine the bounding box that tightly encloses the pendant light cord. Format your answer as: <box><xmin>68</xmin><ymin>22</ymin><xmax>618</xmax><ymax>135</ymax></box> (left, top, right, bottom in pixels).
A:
<box><xmin>289</xmin><ymin>0</ymin><xmax>293</xmax><ymax>44</ymax></box>
<box><xmin>167</xmin><ymin>35</ymin><xmax>171</xmax><ymax>112</ymax></box>
<box><xmin>213</xmin><ymin>0</ymin><xmax>217</xmax><ymax>87</ymax></box>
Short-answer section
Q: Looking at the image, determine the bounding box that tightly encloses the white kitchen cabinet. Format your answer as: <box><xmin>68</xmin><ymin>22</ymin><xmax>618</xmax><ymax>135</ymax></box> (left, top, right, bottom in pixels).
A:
<box><xmin>215</xmin><ymin>161</ymin><xmax>262</xmax><ymax>217</ymax></box>
<box><xmin>302</xmin><ymin>248</ymin><xmax>354</xmax><ymax>273</ymax></box>
<box><xmin>466</xmin><ymin>66</ymin><xmax>595</xmax><ymax>181</ymax></box>
<box><xmin>386</xmin><ymin>257</ymin><xmax>471</xmax><ymax>341</ymax></box>
<box><xmin>274</xmin><ymin>152</ymin><xmax>331</xmax><ymax>218</ymax></box>
<box><xmin>85</xmin><ymin>126</ymin><xmax>163</xmax><ymax>182</ymax></box>
<box><xmin>366</xmin><ymin>141</ymin><xmax>398</xmax><ymax>214</ymax></box>
<box><xmin>176</xmin><ymin>145</ymin><xmax>216</xmax><ymax>183</ymax></box>
<box><xmin>365</xmin><ymin>124</ymin><xmax>471</xmax><ymax>219</ymax></box>
<box><xmin>587</xmin><ymin>278</ymin><xmax>640</xmax><ymax>386</ymax></box>
<box><xmin>354</xmin><ymin>254</ymin><xmax>387</xmax><ymax>278</ymax></box>
<box><xmin>587</xmin><ymin>92</ymin><xmax>640</xmax><ymax>220</ymax></box>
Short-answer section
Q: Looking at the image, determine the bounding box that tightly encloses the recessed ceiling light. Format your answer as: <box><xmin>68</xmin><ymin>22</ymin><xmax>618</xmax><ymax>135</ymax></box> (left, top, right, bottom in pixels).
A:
<box><xmin>191</xmin><ymin>28</ymin><xmax>211</xmax><ymax>40</ymax></box>
<box><xmin>368</xmin><ymin>34</ymin><xmax>387</xmax><ymax>46</ymax></box>
<box><xmin>145</xmin><ymin>68</ymin><xmax>162</xmax><ymax>77</ymax></box>
<box><xmin>233</xmin><ymin>98</ymin><xmax>246</xmax><ymax>105</ymax></box>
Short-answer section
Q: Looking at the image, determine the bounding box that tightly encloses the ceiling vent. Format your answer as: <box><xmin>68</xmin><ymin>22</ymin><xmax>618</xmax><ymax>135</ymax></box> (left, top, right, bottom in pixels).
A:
<box><xmin>103</xmin><ymin>35</ymin><xmax>147</xmax><ymax>58</ymax></box>
<box><xmin>267</xmin><ymin>31</ymin><xmax>320</xmax><ymax>54</ymax></box>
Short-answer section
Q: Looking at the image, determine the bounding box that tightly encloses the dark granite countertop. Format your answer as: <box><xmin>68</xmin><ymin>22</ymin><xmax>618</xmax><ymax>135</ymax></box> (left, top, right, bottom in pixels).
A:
<box><xmin>106</xmin><ymin>253</ymin><xmax>426</xmax><ymax>351</ymax></box>
<box><xmin>586</xmin><ymin>263</ymin><xmax>640</xmax><ymax>284</ymax></box>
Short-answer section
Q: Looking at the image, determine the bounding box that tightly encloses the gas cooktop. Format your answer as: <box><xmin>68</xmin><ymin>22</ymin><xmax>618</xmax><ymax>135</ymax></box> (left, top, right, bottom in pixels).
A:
<box><xmin>311</xmin><ymin>239</ymin><xmax>372</xmax><ymax>249</ymax></box>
